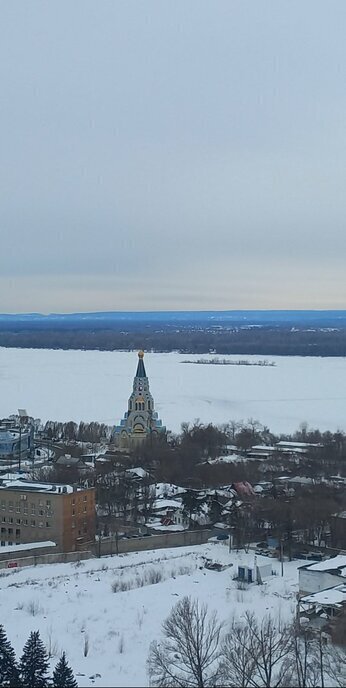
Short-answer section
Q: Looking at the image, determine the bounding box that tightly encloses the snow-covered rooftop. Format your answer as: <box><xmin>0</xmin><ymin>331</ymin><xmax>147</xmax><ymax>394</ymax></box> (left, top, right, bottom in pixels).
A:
<box><xmin>301</xmin><ymin>584</ymin><xmax>346</xmax><ymax>607</ymax></box>
<box><xmin>251</xmin><ymin>445</ymin><xmax>277</xmax><ymax>451</ymax></box>
<box><xmin>152</xmin><ymin>498</ymin><xmax>182</xmax><ymax>510</ymax></box>
<box><xmin>147</xmin><ymin>522</ymin><xmax>186</xmax><ymax>532</ymax></box>
<box><xmin>0</xmin><ymin>478</ymin><xmax>76</xmax><ymax>494</ymax></box>
<box><xmin>0</xmin><ymin>540</ymin><xmax>56</xmax><ymax>554</ymax></box>
<box><xmin>126</xmin><ymin>467</ymin><xmax>150</xmax><ymax>479</ymax></box>
<box><xmin>303</xmin><ymin>555</ymin><xmax>346</xmax><ymax>574</ymax></box>
<box><xmin>288</xmin><ymin>476</ymin><xmax>315</xmax><ymax>484</ymax></box>
<box><xmin>210</xmin><ymin>453</ymin><xmax>243</xmax><ymax>464</ymax></box>
<box><xmin>155</xmin><ymin>483</ymin><xmax>185</xmax><ymax>497</ymax></box>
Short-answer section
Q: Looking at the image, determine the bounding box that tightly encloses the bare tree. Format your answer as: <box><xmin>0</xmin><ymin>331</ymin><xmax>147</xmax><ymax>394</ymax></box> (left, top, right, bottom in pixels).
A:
<box><xmin>220</xmin><ymin>617</ymin><xmax>255</xmax><ymax>687</ymax></box>
<box><xmin>147</xmin><ymin>596</ymin><xmax>223</xmax><ymax>687</ymax></box>
<box><xmin>323</xmin><ymin>644</ymin><xmax>346</xmax><ymax>688</ymax></box>
<box><xmin>287</xmin><ymin>623</ymin><xmax>321</xmax><ymax>688</ymax></box>
<box><xmin>287</xmin><ymin>622</ymin><xmax>346</xmax><ymax>688</ymax></box>
<box><xmin>221</xmin><ymin>612</ymin><xmax>291</xmax><ymax>688</ymax></box>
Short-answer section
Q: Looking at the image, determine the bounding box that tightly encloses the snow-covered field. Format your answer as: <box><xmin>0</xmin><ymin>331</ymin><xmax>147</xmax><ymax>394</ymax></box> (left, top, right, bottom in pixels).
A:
<box><xmin>1</xmin><ymin>542</ymin><xmax>301</xmax><ymax>687</ymax></box>
<box><xmin>1</xmin><ymin>347</ymin><xmax>346</xmax><ymax>433</ymax></box>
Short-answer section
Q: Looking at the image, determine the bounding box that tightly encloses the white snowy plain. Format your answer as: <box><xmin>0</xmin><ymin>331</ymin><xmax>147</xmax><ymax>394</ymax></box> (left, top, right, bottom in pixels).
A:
<box><xmin>1</xmin><ymin>347</ymin><xmax>346</xmax><ymax>433</ymax></box>
<box><xmin>1</xmin><ymin>542</ymin><xmax>302</xmax><ymax>687</ymax></box>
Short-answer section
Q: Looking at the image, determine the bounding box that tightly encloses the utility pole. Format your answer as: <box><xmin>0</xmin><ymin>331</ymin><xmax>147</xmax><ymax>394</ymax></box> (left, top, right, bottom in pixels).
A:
<box><xmin>18</xmin><ymin>422</ymin><xmax>22</xmax><ymax>472</ymax></box>
<box><xmin>228</xmin><ymin>519</ymin><xmax>233</xmax><ymax>552</ymax></box>
<box><xmin>280</xmin><ymin>540</ymin><xmax>284</xmax><ymax>577</ymax></box>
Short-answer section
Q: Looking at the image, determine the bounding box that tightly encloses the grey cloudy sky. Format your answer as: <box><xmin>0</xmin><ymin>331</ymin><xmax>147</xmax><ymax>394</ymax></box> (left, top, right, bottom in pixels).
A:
<box><xmin>1</xmin><ymin>0</ymin><xmax>346</xmax><ymax>312</ymax></box>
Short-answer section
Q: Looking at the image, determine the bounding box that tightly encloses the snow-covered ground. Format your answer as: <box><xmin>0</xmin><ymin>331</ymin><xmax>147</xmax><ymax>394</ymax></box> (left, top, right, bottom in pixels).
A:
<box><xmin>1</xmin><ymin>542</ymin><xmax>302</xmax><ymax>687</ymax></box>
<box><xmin>1</xmin><ymin>348</ymin><xmax>346</xmax><ymax>433</ymax></box>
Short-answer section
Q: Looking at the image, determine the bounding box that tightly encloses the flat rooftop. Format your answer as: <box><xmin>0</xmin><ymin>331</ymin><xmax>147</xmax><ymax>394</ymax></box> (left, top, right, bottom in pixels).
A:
<box><xmin>300</xmin><ymin>584</ymin><xmax>346</xmax><ymax>608</ymax></box>
<box><xmin>0</xmin><ymin>478</ymin><xmax>82</xmax><ymax>494</ymax></box>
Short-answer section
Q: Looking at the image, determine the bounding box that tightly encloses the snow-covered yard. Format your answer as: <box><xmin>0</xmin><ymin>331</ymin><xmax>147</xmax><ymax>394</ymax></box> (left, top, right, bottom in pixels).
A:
<box><xmin>0</xmin><ymin>542</ymin><xmax>303</xmax><ymax>687</ymax></box>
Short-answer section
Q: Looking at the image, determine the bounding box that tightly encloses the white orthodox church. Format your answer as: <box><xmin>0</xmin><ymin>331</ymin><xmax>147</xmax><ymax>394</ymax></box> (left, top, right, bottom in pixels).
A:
<box><xmin>113</xmin><ymin>351</ymin><xmax>166</xmax><ymax>448</ymax></box>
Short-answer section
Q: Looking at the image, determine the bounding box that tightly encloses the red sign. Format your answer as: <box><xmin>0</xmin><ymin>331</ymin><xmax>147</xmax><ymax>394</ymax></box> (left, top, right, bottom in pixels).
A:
<box><xmin>7</xmin><ymin>562</ymin><xmax>18</xmax><ymax>568</ymax></box>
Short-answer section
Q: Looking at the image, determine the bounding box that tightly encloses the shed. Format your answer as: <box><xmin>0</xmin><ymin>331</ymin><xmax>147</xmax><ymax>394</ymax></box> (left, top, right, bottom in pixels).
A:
<box><xmin>238</xmin><ymin>559</ymin><xmax>272</xmax><ymax>584</ymax></box>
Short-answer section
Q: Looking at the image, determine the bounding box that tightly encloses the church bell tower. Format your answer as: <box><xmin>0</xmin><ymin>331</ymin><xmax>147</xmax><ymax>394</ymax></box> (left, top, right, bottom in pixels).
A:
<box><xmin>113</xmin><ymin>351</ymin><xmax>166</xmax><ymax>448</ymax></box>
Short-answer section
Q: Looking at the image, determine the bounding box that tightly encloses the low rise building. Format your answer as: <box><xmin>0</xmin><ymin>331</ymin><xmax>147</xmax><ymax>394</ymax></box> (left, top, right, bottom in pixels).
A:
<box><xmin>298</xmin><ymin>584</ymin><xmax>346</xmax><ymax>633</ymax></box>
<box><xmin>299</xmin><ymin>555</ymin><xmax>346</xmax><ymax>596</ymax></box>
<box><xmin>0</xmin><ymin>478</ymin><xmax>95</xmax><ymax>553</ymax></box>
<box><xmin>331</xmin><ymin>512</ymin><xmax>346</xmax><ymax>549</ymax></box>
<box><xmin>0</xmin><ymin>417</ymin><xmax>34</xmax><ymax>464</ymax></box>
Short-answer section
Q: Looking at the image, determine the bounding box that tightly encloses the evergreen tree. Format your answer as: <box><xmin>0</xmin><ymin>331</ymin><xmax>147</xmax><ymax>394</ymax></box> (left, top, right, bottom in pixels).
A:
<box><xmin>19</xmin><ymin>630</ymin><xmax>50</xmax><ymax>688</ymax></box>
<box><xmin>52</xmin><ymin>652</ymin><xmax>78</xmax><ymax>688</ymax></box>
<box><xmin>0</xmin><ymin>624</ymin><xmax>21</xmax><ymax>687</ymax></box>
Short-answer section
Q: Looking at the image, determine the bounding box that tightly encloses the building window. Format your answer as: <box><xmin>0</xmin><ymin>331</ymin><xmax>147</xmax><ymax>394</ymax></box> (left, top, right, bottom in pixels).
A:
<box><xmin>72</xmin><ymin>521</ymin><xmax>75</xmax><ymax>529</ymax></box>
<box><xmin>1</xmin><ymin>516</ymin><xmax>5</xmax><ymax>523</ymax></box>
<box><xmin>16</xmin><ymin>519</ymin><xmax>21</xmax><ymax>525</ymax></box>
<box><xmin>31</xmin><ymin>504</ymin><xmax>35</xmax><ymax>515</ymax></box>
<box><xmin>23</xmin><ymin>519</ymin><xmax>28</xmax><ymax>526</ymax></box>
<box><xmin>72</xmin><ymin>509</ymin><xmax>75</xmax><ymax>516</ymax></box>
<box><xmin>8</xmin><ymin>501</ymin><xmax>13</xmax><ymax>512</ymax></box>
<box><xmin>39</xmin><ymin>509</ymin><xmax>44</xmax><ymax>516</ymax></box>
<box><xmin>1</xmin><ymin>527</ymin><xmax>5</xmax><ymax>534</ymax></box>
<box><xmin>83</xmin><ymin>506</ymin><xmax>87</xmax><ymax>513</ymax></box>
<box><xmin>15</xmin><ymin>529</ymin><xmax>20</xmax><ymax>537</ymax></box>
<box><xmin>8</xmin><ymin>517</ymin><xmax>13</xmax><ymax>524</ymax></box>
<box><xmin>0</xmin><ymin>541</ymin><xmax>5</xmax><ymax>546</ymax></box>
<box><xmin>83</xmin><ymin>495</ymin><xmax>87</xmax><ymax>502</ymax></box>
<box><xmin>1</xmin><ymin>501</ymin><xmax>5</xmax><ymax>510</ymax></box>
<box><xmin>31</xmin><ymin>519</ymin><xmax>35</xmax><ymax>526</ymax></box>
<box><xmin>8</xmin><ymin>528</ymin><xmax>13</xmax><ymax>535</ymax></box>
<box><xmin>39</xmin><ymin>522</ymin><xmax>43</xmax><ymax>528</ymax></box>
<box><xmin>15</xmin><ymin>502</ymin><xmax>21</xmax><ymax>513</ymax></box>
<box><xmin>46</xmin><ymin>500</ymin><xmax>51</xmax><ymax>506</ymax></box>
<box><xmin>23</xmin><ymin>506</ymin><xmax>28</xmax><ymax>514</ymax></box>
<box><xmin>46</xmin><ymin>521</ymin><xmax>50</xmax><ymax>528</ymax></box>
<box><xmin>7</xmin><ymin>541</ymin><xmax>13</xmax><ymax>546</ymax></box>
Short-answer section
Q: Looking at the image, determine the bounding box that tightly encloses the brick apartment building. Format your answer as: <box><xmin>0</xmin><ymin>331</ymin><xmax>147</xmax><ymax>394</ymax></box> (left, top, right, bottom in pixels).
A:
<box><xmin>0</xmin><ymin>478</ymin><xmax>96</xmax><ymax>552</ymax></box>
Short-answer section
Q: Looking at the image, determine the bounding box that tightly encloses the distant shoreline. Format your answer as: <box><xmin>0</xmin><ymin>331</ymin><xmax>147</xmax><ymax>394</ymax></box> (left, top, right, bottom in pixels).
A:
<box><xmin>181</xmin><ymin>358</ymin><xmax>276</xmax><ymax>367</ymax></box>
<box><xmin>0</xmin><ymin>314</ymin><xmax>346</xmax><ymax>357</ymax></box>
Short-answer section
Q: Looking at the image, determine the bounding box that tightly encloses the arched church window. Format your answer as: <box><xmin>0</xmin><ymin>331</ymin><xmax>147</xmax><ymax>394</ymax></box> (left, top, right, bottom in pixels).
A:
<box><xmin>135</xmin><ymin>402</ymin><xmax>138</xmax><ymax>410</ymax></box>
<box><xmin>148</xmin><ymin>400</ymin><xmax>151</xmax><ymax>410</ymax></box>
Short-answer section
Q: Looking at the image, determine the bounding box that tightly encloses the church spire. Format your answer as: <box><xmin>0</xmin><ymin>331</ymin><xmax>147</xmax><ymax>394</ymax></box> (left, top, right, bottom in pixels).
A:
<box><xmin>135</xmin><ymin>350</ymin><xmax>146</xmax><ymax>378</ymax></box>
<box><xmin>113</xmin><ymin>350</ymin><xmax>166</xmax><ymax>448</ymax></box>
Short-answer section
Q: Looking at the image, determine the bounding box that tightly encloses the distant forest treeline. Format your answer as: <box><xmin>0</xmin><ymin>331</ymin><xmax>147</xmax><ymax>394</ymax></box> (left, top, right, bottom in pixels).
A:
<box><xmin>1</xmin><ymin>326</ymin><xmax>346</xmax><ymax>355</ymax></box>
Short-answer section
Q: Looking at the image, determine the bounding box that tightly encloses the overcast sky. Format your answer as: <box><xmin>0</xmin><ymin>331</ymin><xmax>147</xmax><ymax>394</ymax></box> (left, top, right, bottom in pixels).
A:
<box><xmin>1</xmin><ymin>1</ymin><xmax>346</xmax><ymax>313</ymax></box>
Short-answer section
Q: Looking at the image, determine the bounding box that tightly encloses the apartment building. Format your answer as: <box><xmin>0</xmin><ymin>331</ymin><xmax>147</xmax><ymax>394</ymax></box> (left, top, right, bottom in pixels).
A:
<box><xmin>0</xmin><ymin>478</ymin><xmax>96</xmax><ymax>552</ymax></box>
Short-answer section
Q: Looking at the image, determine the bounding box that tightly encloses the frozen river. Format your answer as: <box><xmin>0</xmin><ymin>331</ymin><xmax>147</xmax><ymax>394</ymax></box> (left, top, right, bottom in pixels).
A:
<box><xmin>1</xmin><ymin>347</ymin><xmax>346</xmax><ymax>434</ymax></box>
